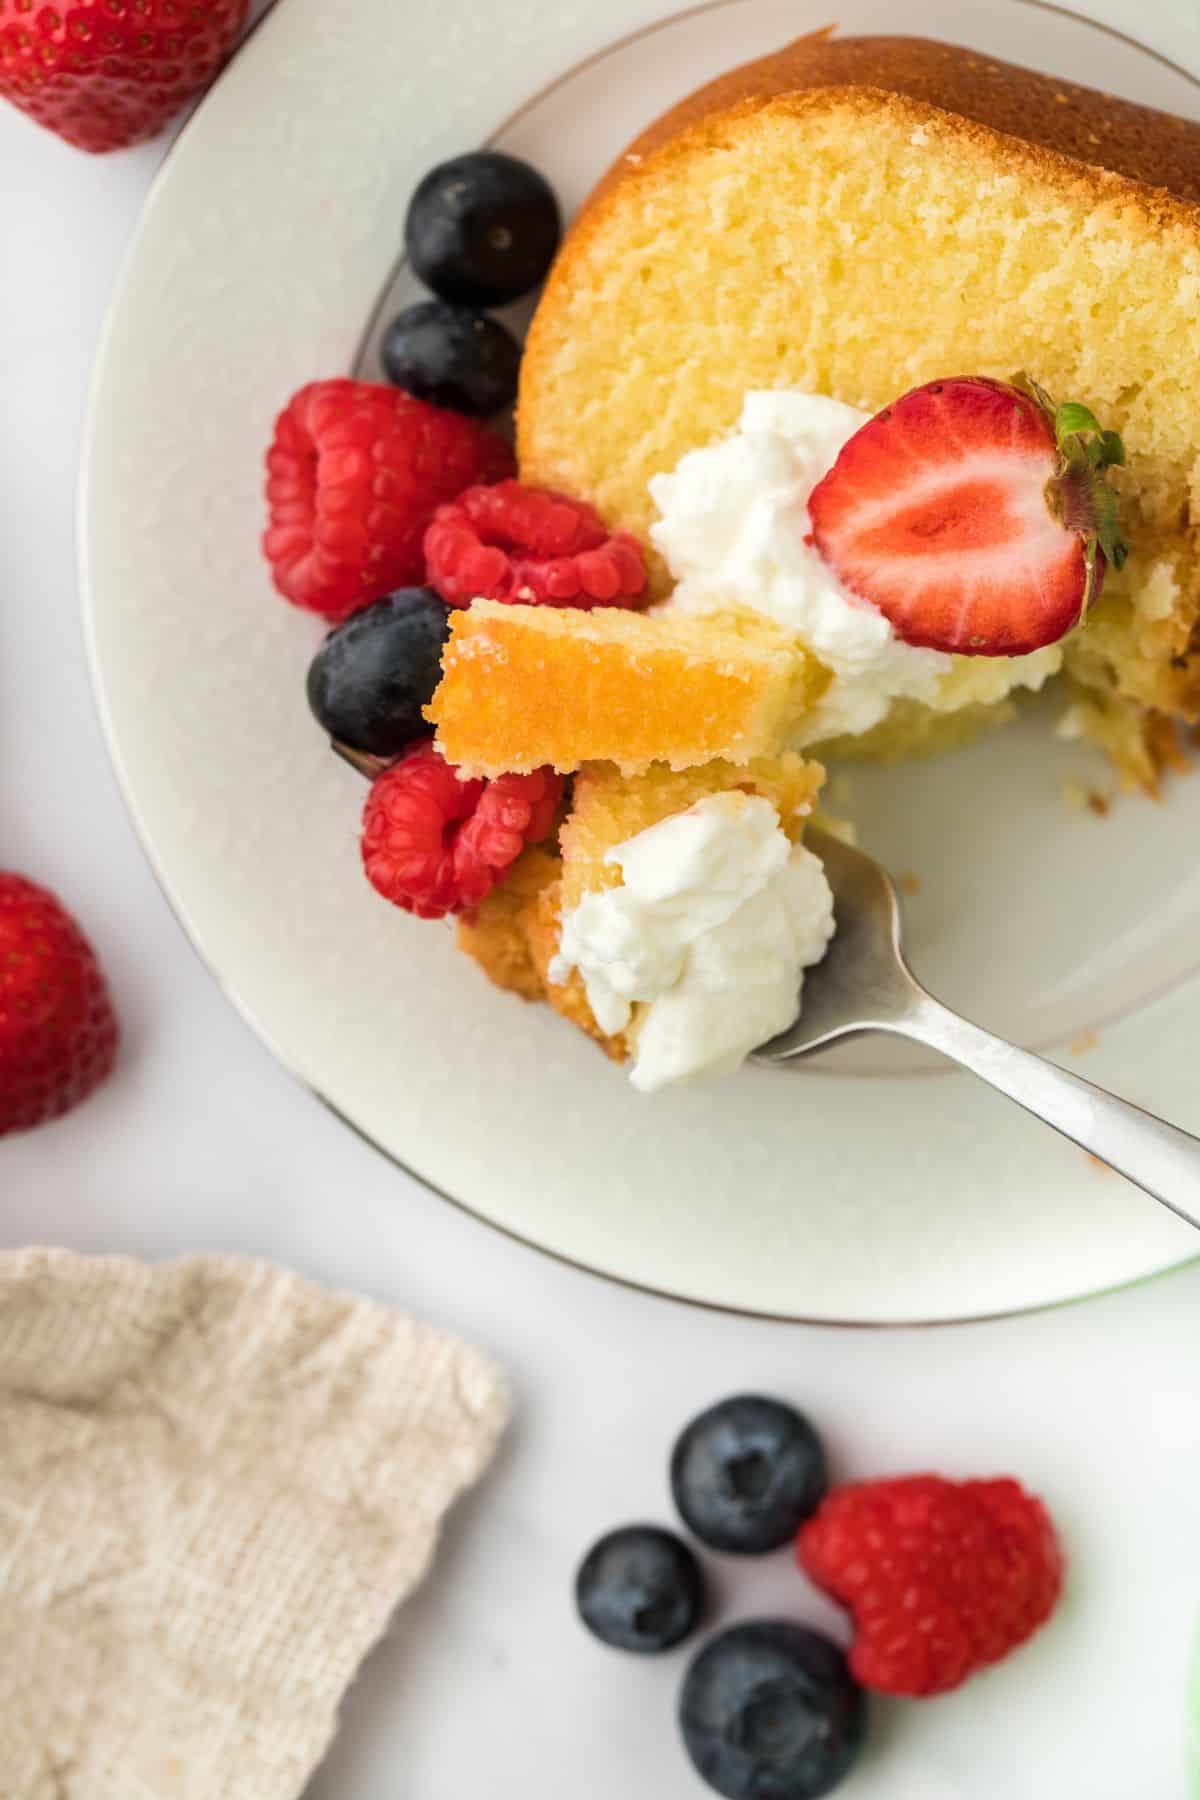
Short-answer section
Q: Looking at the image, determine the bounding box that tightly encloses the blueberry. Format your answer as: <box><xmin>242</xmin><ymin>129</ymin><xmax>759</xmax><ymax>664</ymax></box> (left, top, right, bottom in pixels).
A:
<box><xmin>671</xmin><ymin>1396</ymin><xmax>827</xmax><ymax>1554</ymax></box>
<box><xmin>306</xmin><ymin>588</ymin><xmax>450</xmax><ymax>756</ymax></box>
<box><xmin>680</xmin><ymin>1621</ymin><xmax>867</xmax><ymax>1800</ymax></box>
<box><xmin>381</xmin><ymin>300</ymin><xmax>521</xmax><ymax>418</ymax></box>
<box><xmin>405</xmin><ymin>151</ymin><xmax>561</xmax><ymax>309</ymax></box>
<box><xmin>576</xmin><ymin>1525</ymin><xmax>704</xmax><ymax>1653</ymax></box>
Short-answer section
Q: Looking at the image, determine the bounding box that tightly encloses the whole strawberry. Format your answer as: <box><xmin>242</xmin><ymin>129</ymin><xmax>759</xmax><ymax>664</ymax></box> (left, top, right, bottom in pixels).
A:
<box><xmin>798</xmin><ymin>1473</ymin><xmax>1063</xmax><ymax>1697</ymax></box>
<box><xmin>0</xmin><ymin>0</ymin><xmax>248</xmax><ymax>154</ymax></box>
<box><xmin>0</xmin><ymin>873</ymin><xmax>119</xmax><ymax>1136</ymax></box>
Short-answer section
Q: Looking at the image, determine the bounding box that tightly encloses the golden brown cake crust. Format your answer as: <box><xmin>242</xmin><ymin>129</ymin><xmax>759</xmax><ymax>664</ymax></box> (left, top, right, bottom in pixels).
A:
<box><xmin>592</xmin><ymin>30</ymin><xmax>1200</xmax><ymax>208</ymax></box>
<box><xmin>520</xmin><ymin>31</ymin><xmax>1200</xmax><ymax>547</ymax></box>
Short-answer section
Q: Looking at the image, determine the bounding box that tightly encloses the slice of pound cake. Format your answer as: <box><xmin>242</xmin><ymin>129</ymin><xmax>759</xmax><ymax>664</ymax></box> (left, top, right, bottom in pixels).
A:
<box><xmin>518</xmin><ymin>32</ymin><xmax>1200</xmax><ymax>785</ymax></box>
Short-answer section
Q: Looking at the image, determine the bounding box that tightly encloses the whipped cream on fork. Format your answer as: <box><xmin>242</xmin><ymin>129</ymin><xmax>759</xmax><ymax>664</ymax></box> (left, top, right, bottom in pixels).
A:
<box><xmin>551</xmin><ymin>791</ymin><xmax>835</xmax><ymax>1092</ymax></box>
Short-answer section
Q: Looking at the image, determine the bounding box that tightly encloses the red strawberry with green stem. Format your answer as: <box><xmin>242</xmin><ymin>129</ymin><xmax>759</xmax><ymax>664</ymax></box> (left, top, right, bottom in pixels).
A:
<box><xmin>808</xmin><ymin>374</ymin><xmax>1128</xmax><ymax>656</ymax></box>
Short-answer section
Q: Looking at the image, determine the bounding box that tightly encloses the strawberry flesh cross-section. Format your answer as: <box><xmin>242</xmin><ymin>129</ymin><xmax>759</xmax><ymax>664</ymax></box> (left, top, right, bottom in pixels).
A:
<box><xmin>808</xmin><ymin>375</ymin><xmax>1128</xmax><ymax>657</ymax></box>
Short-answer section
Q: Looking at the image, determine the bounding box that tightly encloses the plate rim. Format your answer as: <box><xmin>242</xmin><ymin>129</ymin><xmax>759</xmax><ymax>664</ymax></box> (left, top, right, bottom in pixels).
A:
<box><xmin>79</xmin><ymin>0</ymin><xmax>1200</xmax><ymax>1328</ymax></box>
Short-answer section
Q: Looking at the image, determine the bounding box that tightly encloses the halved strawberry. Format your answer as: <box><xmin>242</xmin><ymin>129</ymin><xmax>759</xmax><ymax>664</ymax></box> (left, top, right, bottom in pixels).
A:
<box><xmin>808</xmin><ymin>375</ymin><xmax>1128</xmax><ymax>656</ymax></box>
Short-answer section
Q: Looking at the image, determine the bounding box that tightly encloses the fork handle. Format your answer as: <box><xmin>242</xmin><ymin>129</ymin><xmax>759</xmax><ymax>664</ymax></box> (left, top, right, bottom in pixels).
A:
<box><xmin>896</xmin><ymin>994</ymin><xmax>1200</xmax><ymax>1232</ymax></box>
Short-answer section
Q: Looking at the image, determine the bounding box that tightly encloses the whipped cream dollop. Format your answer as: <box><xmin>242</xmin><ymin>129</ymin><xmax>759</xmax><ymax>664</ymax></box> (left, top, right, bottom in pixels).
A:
<box><xmin>550</xmin><ymin>791</ymin><xmax>835</xmax><ymax>1093</ymax></box>
<box><xmin>650</xmin><ymin>390</ymin><xmax>1066</xmax><ymax>742</ymax></box>
<box><xmin>650</xmin><ymin>391</ymin><xmax>949</xmax><ymax>740</ymax></box>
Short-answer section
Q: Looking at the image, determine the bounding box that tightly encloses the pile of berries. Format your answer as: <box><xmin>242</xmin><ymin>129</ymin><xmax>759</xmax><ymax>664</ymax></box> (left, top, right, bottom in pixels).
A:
<box><xmin>285</xmin><ymin>451</ymin><xmax>647</xmax><ymax>918</ymax></box>
<box><xmin>261</xmin><ymin>151</ymin><xmax>647</xmax><ymax>923</ymax></box>
<box><xmin>575</xmin><ymin>1393</ymin><xmax>1063</xmax><ymax>1799</ymax></box>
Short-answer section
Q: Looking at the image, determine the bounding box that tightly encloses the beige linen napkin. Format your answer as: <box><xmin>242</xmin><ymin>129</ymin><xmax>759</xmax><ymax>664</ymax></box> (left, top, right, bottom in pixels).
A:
<box><xmin>0</xmin><ymin>1248</ymin><xmax>510</xmax><ymax>1800</ymax></box>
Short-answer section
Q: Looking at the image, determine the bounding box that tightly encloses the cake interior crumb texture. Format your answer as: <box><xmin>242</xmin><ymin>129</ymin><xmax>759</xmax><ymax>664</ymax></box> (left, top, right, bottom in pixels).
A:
<box><xmin>518</xmin><ymin>32</ymin><xmax>1200</xmax><ymax>788</ymax></box>
<box><xmin>559</xmin><ymin>754</ymin><xmax>824</xmax><ymax>911</ymax></box>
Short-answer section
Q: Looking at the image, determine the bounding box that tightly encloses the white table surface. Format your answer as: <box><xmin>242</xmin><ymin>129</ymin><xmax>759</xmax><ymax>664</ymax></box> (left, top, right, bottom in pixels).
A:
<box><xmin>4</xmin><ymin>22</ymin><xmax>1200</xmax><ymax>1796</ymax></box>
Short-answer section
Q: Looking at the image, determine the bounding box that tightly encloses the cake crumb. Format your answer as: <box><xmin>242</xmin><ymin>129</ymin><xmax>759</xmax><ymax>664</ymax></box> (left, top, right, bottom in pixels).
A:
<box><xmin>898</xmin><ymin>872</ymin><xmax>922</xmax><ymax>896</ymax></box>
<box><xmin>1086</xmin><ymin>1153</ymin><xmax>1110</xmax><ymax>1174</ymax></box>
<box><xmin>1062</xmin><ymin>779</ymin><xmax>1112</xmax><ymax>817</ymax></box>
<box><xmin>1070</xmin><ymin>1029</ymin><xmax>1099</xmax><ymax>1056</ymax></box>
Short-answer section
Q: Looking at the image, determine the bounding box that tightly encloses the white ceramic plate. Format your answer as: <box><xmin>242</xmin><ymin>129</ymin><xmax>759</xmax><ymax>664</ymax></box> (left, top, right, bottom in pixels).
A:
<box><xmin>83</xmin><ymin>0</ymin><xmax>1200</xmax><ymax>1323</ymax></box>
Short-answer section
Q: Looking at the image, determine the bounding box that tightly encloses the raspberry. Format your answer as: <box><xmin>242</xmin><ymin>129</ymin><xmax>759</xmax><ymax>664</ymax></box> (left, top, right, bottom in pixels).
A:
<box><xmin>797</xmin><ymin>1474</ymin><xmax>1063</xmax><ymax>1697</ymax></box>
<box><xmin>0</xmin><ymin>873</ymin><xmax>119</xmax><ymax>1137</ymax></box>
<box><xmin>361</xmin><ymin>741</ymin><xmax>562</xmax><ymax>920</ymax></box>
<box><xmin>263</xmin><ymin>379</ymin><xmax>514</xmax><ymax>621</ymax></box>
<box><xmin>424</xmin><ymin>480</ymin><xmax>646</xmax><ymax>609</ymax></box>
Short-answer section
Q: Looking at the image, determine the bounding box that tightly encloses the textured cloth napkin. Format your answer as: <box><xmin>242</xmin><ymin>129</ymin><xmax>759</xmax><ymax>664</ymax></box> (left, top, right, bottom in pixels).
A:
<box><xmin>0</xmin><ymin>1248</ymin><xmax>510</xmax><ymax>1800</ymax></box>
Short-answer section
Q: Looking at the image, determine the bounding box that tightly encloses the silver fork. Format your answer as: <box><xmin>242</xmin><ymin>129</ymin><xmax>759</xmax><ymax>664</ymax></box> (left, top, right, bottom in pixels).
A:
<box><xmin>754</xmin><ymin>829</ymin><xmax>1200</xmax><ymax>1232</ymax></box>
